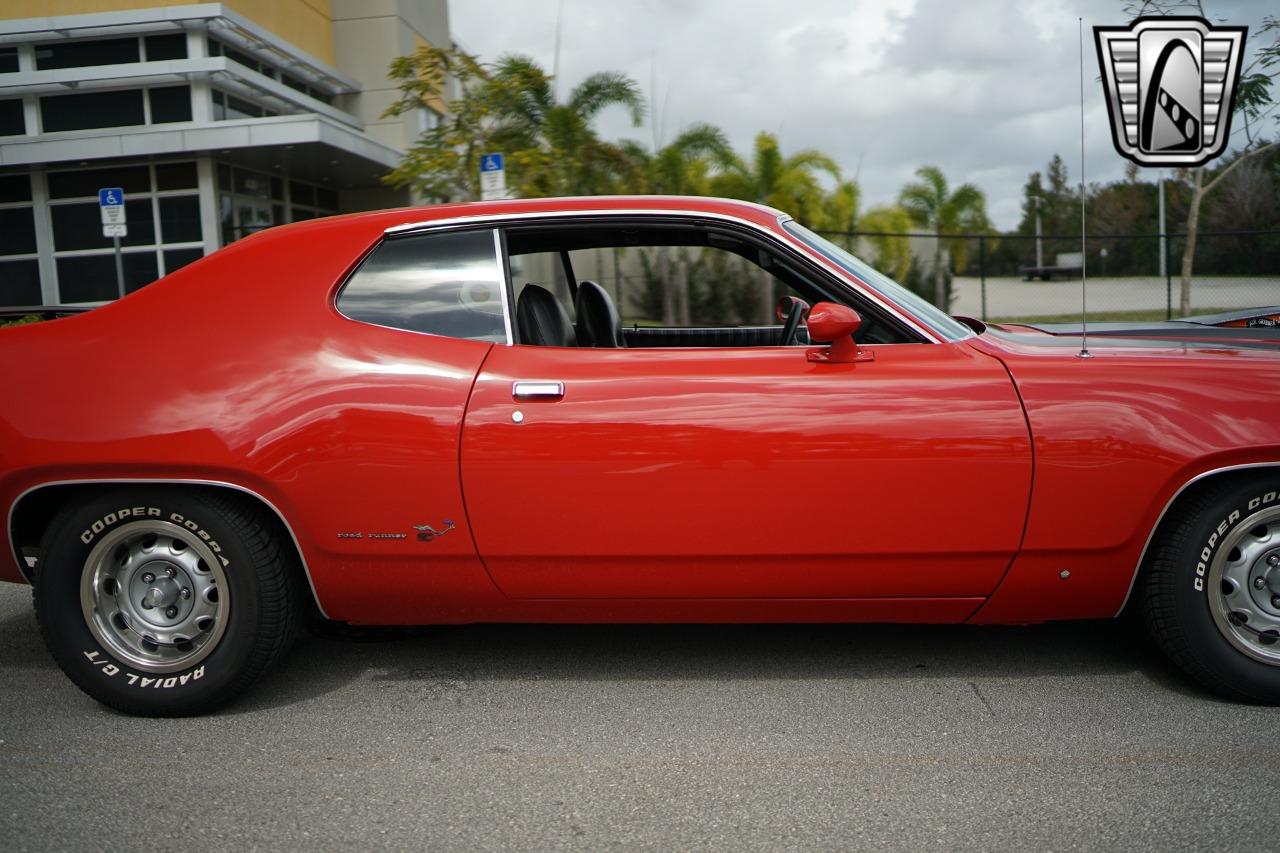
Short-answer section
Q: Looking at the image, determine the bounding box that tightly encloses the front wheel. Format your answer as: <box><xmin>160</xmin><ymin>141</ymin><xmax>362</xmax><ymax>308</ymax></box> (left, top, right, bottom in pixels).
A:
<box><xmin>33</xmin><ymin>488</ymin><xmax>300</xmax><ymax>716</ymax></box>
<box><xmin>1143</xmin><ymin>476</ymin><xmax>1280</xmax><ymax>703</ymax></box>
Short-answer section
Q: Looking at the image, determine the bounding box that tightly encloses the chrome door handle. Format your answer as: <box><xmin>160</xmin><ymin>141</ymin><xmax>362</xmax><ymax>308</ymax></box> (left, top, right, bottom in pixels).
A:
<box><xmin>512</xmin><ymin>381</ymin><xmax>565</xmax><ymax>400</ymax></box>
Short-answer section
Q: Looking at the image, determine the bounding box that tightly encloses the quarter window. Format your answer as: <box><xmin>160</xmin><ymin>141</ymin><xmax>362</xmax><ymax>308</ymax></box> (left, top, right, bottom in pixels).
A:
<box><xmin>338</xmin><ymin>230</ymin><xmax>507</xmax><ymax>342</ymax></box>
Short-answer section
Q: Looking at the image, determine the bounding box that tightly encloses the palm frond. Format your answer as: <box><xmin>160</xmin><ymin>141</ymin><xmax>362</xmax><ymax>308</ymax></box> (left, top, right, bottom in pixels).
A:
<box><xmin>569</xmin><ymin>72</ymin><xmax>646</xmax><ymax>124</ymax></box>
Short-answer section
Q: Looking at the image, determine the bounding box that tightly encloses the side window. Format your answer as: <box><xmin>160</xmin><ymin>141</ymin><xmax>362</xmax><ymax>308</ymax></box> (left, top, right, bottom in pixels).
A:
<box><xmin>338</xmin><ymin>229</ymin><xmax>507</xmax><ymax>342</ymax></box>
<box><xmin>567</xmin><ymin>244</ymin><xmax>803</xmax><ymax>328</ymax></box>
<box><xmin>510</xmin><ymin>250</ymin><xmax>573</xmax><ymax>316</ymax></box>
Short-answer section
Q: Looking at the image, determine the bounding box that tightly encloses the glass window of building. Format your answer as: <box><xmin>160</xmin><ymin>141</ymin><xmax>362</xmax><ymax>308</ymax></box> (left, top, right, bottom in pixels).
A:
<box><xmin>41</xmin><ymin>86</ymin><xmax>194</xmax><ymax>132</ymax></box>
<box><xmin>211</xmin><ymin>89</ymin><xmax>277</xmax><ymax>121</ymax></box>
<box><xmin>40</xmin><ymin>90</ymin><xmax>144</xmax><ymax>132</ymax></box>
<box><xmin>148</xmin><ymin>86</ymin><xmax>192</xmax><ymax>123</ymax></box>
<box><xmin>45</xmin><ymin>162</ymin><xmax>205</xmax><ymax>303</ymax></box>
<box><xmin>35</xmin><ymin>37</ymin><xmax>140</xmax><ymax>70</ymax></box>
<box><xmin>207</xmin><ymin>38</ymin><xmax>275</xmax><ymax>78</ymax></box>
<box><xmin>218</xmin><ymin>164</ymin><xmax>335</xmax><ymax>244</ymax></box>
<box><xmin>0</xmin><ymin>174</ymin><xmax>39</xmax><ymax>307</ymax></box>
<box><xmin>0</xmin><ymin>47</ymin><xmax>18</xmax><ymax>74</ymax></box>
<box><xmin>0</xmin><ymin>100</ymin><xmax>24</xmax><ymax>136</ymax></box>
<box><xmin>281</xmin><ymin>73</ymin><xmax>333</xmax><ymax>105</ymax></box>
<box><xmin>144</xmin><ymin>34</ymin><xmax>188</xmax><ymax>61</ymax></box>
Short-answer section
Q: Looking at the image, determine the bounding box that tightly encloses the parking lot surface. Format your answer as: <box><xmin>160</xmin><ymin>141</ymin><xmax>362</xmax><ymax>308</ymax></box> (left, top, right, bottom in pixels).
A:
<box><xmin>952</xmin><ymin>274</ymin><xmax>1280</xmax><ymax>320</ymax></box>
<box><xmin>1</xmin><ymin>580</ymin><xmax>1277</xmax><ymax>851</ymax></box>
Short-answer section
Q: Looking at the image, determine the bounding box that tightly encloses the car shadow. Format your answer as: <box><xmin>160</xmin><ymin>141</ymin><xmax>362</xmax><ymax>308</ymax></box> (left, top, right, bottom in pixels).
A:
<box><xmin>237</xmin><ymin>616</ymin><xmax>1220</xmax><ymax>712</ymax></box>
<box><xmin>0</xmin><ymin>602</ymin><xmax>1218</xmax><ymax>712</ymax></box>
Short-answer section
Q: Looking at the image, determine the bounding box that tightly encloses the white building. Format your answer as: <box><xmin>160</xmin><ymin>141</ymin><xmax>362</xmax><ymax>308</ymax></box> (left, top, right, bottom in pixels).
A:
<box><xmin>0</xmin><ymin>1</ymin><xmax>452</xmax><ymax>307</ymax></box>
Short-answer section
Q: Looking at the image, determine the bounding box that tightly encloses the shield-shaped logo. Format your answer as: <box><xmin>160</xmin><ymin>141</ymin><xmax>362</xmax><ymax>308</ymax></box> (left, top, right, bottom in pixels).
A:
<box><xmin>1094</xmin><ymin>16</ymin><xmax>1247</xmax><ymax>167</ymax></box>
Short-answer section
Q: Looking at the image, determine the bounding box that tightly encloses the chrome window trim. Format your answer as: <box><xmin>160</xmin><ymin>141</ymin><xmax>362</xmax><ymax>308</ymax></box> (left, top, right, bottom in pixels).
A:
<box><xmin>492</xmin><ymin>228</ymin><xmax>514</xmax><ymax>345</ymax></box>
<box><xmin>384</xmin><ymin>208</ymin><xmax>944</xmax><ymax>343</ymax></box>
<box><xmin>7</xmin><ymin>478</ymin><xmax>330</xmax><ymax>619</ymax></box>
<box><xmin>1113</xmin><ymin>462</ymin><xmax>1280</xmax><ymax>616</ymax></box>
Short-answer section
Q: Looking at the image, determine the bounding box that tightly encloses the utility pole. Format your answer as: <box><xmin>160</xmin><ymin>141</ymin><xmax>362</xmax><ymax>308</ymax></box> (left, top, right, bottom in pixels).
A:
<box><xmin>1157</xmin><ymin>170</ymin><xmax>1167</xmax><ymax>279</ymax></box>
<box><xmin>552</xmin><ymin>0</ymin><xmax>564</xmax><ymax>100</ymax></box>
<box><xmin>1032</xmin><ymin>195</ymin><xmax>1044</xmax><ymax>269</ymax></box>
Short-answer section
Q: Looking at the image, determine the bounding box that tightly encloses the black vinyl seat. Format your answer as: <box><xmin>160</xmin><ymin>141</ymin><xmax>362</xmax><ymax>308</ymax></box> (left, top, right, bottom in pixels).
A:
<box><xmin>575</xmin><ymin>280</ymin><xmax>626</xmax><ymax>348</ymax></box>
<box><xmin>516</xmin><ymin>284</ymin><xmax>576</xmax><ymax>347</ymax></box>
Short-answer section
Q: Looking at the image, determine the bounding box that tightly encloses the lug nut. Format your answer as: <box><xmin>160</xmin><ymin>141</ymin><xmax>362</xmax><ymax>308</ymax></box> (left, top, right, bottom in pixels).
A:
<box><xmin>141</xmin><ymin>572</ymin><xmax>155</xmax><ymax>584</ymax></box>
<box><xmin>1255</xmin><ymin>577</ymin><xmax>1266</xmax><ymax>589</ymax></box>
<box><xmin>180</xmin><ymin>588</ymin><xmax>191</xmax><ymax>600</ymax></box>
<box><xmin>1271</xmin><ymin>596</ymin><xmax>1280</xmax><ymax>609</ymax></box>
<box><xmin>1270</xmin><ymin>555</ymin><xmax>1280</xmax><ymax>567</ymax></box>
<box><xmin>165</xmin><ymin>606</ymin><xmax>178</xmax><ymax>618</ymax></box>
<box><xmin>166</xmin><ymin>567</ymin><xmax>177</xmax><ymax>578</ymax></box>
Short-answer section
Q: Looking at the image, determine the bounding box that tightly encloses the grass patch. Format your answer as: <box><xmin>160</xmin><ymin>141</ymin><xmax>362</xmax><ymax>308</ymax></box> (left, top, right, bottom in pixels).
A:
<box><xmin>0</xmin><ymin>315</ymin><xmax>42</xmax><ymax>328</ymax></box>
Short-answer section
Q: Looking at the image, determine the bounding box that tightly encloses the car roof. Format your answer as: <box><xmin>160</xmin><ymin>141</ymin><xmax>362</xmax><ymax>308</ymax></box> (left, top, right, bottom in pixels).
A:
<box><xmin>277</xmin><ymin>195</ymin><xmax>789</xmax><ymax>240</ymax></box>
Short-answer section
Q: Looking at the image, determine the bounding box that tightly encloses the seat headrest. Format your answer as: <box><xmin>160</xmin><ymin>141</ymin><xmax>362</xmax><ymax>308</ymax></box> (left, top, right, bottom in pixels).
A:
<box><xmin>575</xmin><ymin>280</ymin><xmax>626</xmax><ymax>348</ymax></box>
<box><xmin>516</xmin><ymin>284</ymin><xmax>576</xmax><ymax>347</ymax></box>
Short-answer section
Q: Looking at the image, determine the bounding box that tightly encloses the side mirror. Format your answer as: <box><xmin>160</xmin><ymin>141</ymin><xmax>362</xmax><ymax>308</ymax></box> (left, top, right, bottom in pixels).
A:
<box><xmin>805</xmin><ymin>302</ymin><xmax>873</xmax><ymax>364</ymax></box>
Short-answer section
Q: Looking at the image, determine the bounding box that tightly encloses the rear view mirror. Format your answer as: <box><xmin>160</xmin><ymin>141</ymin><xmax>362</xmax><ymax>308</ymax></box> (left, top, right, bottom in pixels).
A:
<box><xmin>806</xmin><ymin>302</ymin><xmax>873</xmax><ymax>364</ymax></box>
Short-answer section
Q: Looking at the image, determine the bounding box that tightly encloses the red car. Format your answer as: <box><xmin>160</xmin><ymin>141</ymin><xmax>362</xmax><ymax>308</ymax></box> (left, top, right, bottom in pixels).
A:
<box><xmin>3</xmin><ymin>196</ymin><xmax>1279</xmax><ymax>715</ymax></box>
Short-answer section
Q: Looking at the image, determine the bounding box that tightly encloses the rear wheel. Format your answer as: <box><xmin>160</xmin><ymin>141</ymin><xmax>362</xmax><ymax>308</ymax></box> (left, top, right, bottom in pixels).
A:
<box><xmin>1143</xmin><ymin>476</ymin><xmax>1280</xmax><ymax>703</ymax></box>
<box><xmin>33</xmin><ymin>488</ymin><xmax>300</xmax><ymax>716</ymax></box>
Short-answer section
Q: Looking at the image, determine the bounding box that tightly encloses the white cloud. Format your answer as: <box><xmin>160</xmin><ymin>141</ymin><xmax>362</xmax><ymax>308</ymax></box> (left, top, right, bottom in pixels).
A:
<box><xmin>449</xmin><ymin>0</ymin><xmax>1275</xmax><ymax>230</ymax></box>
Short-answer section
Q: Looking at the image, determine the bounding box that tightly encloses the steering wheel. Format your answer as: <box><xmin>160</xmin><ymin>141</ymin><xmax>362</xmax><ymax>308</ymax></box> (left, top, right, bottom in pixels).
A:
<box><xmin>776</xmin><ymin>295</ymin><xmax>811</xmax><ymax>346</ymax></box>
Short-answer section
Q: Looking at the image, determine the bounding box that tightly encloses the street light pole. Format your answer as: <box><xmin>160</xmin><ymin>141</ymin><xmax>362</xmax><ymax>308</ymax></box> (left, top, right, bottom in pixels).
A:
<box><xmin>1157</xmin><ymin>170</ymin><xmax>1167</xmax><ymax>279</ymax></box>
<box><xmin>1033</xmin><ymin>195</ymin><xmax>1044</xmax><ymax>269</ymax></box>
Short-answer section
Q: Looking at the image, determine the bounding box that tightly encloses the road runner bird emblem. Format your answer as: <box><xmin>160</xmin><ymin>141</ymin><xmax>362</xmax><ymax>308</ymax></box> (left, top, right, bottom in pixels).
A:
<box><xmin>414</xmin><ymin>520</ymin><xmax>456</xmax><ymax>542</ymax></box>
<box><xmin>1094</xmin><ymin>16</ymin><xmax>1246</xmax><ymax>167</ymax></box>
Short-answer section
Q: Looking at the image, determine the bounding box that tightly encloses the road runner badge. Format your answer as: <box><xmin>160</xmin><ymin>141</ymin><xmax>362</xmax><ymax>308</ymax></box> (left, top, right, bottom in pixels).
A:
<box><xmin>1094</xmin><ymin>16</ymin><xmax>1246</xmax><ymax>167</ymax></box>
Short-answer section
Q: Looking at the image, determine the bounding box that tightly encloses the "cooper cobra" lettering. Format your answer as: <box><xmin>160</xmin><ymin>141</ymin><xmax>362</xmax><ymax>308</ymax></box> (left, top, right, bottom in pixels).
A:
<box><xmin>78</xmin><ymin>508</ymin><xmax>229</xmax><ymax>567</ymax></box>
<box><xmin>80</xmin><ymin>506</ymin><xmax>161</xmax><ymax>543</ymax></box>
<box><xmin>1195</xmin><ymin>508</ymin><xmax>1242</xmax><ymax>591</ymax></box>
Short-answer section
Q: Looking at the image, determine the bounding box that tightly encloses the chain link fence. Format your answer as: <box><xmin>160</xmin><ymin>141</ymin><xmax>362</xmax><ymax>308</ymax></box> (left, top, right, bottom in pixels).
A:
<box><xmin>819</xmin><ymin>229</ymin><xmax>1280</xmax><ymax>323</ymax></box>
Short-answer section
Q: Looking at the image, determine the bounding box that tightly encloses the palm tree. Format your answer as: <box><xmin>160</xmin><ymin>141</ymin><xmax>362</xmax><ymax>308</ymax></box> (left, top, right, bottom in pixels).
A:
<box><xmin>382</xmin><ymin>48</ymin><xmax>644</xmax><ymax>201</ymax></box>
<box><xmin>486</xmin><ymin>55</ymin><xmax>646</xmax><ymax>197</ymax></box>
<box><xmin>822</xmin><ymin>179</ymin><xmax>861</xmax><ymax>236</ymax></box>
<box><xmin>712</xmin><ymin>133</ymin><xmax>840</xmax><ymax>319</ymax></box>
<box><xmin>623</xmin><ymin>122</ymin><xmax>731</xmax><ymax>195</ymax></box>
<box><xmin>898</xmin><ymin>165</ymin><xmax>990</xmax><ymax>309</ymax></box>
<box><xmin>817</xmin><ymin>180</ymin><xmax>913</xmax><ymax>282</ymax></box>
<box><xmin>712</xmin><ymin>132</ymin><xmax>839</xmax><ymax>222</ymax></box>
<box><xmin>622</xmin><ymin>124</ymin><xmax>734</xmax><ymax>324</ymax></box>
<box><xmin>858</xmin><ymin>205</ymin><xmax>914</xmax><ymax>282</ymax></box>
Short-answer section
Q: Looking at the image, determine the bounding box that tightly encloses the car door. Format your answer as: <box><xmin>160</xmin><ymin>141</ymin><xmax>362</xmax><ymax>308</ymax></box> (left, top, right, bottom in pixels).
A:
<box><xmin>460</xmin><ymin>339</ymin><xmax>1032</xmax><ymax>600</ymax></box>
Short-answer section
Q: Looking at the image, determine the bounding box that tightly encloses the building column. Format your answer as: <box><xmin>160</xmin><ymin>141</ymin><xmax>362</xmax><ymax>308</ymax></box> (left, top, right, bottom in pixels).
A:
<box><xmin>29</xmin><ymin>169</ymin><xmax>58</xmax><ymax>304</ymax></box>
<box><xmin>196</xmin><ymin>156</ymin><xmax>220</xmax><ymax>254</ymax></box>
<box><xmin>187</xmin><ymin>24</ymin><xmax>213</xmax><ymax>123</ymax></box>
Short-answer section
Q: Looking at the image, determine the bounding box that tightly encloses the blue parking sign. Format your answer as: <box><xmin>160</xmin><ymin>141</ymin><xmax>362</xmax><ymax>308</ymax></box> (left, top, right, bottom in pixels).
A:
<box><xmin>480</xmin><ymin>154</ymin><xmax>504</xmax><ymax>173</ymax></box>
<box><xmin>98</xmin><ymin>188</ymin><xmax>124</xmax><ymax>207</ymax></box>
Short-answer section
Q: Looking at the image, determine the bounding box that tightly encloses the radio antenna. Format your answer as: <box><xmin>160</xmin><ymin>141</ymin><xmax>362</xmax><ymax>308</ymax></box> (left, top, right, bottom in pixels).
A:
<box><xmin>1077</xmin><ymin>16</ymin><xmax>1093</xmax><ymax>359</ymax></box>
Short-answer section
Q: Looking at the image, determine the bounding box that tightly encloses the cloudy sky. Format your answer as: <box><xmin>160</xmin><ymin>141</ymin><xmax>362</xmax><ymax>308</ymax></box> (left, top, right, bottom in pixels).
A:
<box><xmin>451</xmin><ymin>0</ymin><xmax>1274</xmax><ymax>230</ymax></box>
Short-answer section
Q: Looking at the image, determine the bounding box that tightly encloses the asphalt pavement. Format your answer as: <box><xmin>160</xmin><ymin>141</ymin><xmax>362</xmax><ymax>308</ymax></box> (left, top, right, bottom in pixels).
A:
<box><xmin>1</xmin><ymin>579</ymin><xmax>1277</xmax><ymax>851</ymax></box>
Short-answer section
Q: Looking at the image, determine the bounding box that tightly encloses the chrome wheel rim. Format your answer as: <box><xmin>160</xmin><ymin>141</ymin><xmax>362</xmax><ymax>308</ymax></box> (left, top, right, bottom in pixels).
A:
<box><xmin>79</xmin><ymin>520</ymin><xmax>229</xmax><ymax>674</ymax></box>
<box><xmin>1209</xmin><ymin>505</ymin><xmax>1280</xmax><ymax>666</ymax></box>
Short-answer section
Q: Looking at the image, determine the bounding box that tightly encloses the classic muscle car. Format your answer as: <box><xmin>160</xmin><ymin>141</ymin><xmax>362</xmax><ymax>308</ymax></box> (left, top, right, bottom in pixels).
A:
<box><xmin>3</xmin><ymin>195</ymin><xmax>1279</xmax><ymax>715</ymax></box>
